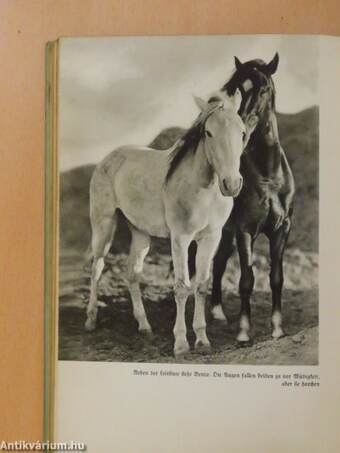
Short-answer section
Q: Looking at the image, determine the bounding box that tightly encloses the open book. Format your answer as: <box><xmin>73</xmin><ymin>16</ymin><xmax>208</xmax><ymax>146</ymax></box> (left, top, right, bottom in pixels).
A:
<box><xmin>45</xmin><ymin>35</ymin><xmax>339</xmax><ymax>452</ymax></box>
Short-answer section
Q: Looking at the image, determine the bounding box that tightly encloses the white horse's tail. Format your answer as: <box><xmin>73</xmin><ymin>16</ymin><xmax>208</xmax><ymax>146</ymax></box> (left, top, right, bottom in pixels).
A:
<box><xmin>82</xmin><ymin>243</ymin><xmax>92</xmax><ymax>272</ymax></box>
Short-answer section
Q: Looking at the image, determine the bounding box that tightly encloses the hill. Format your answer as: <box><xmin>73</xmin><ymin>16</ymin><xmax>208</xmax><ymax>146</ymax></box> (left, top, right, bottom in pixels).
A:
<box><xmin>60</xmin><ymin>106</ymin><xmax>319</xmax><ymax>255</ymax></box>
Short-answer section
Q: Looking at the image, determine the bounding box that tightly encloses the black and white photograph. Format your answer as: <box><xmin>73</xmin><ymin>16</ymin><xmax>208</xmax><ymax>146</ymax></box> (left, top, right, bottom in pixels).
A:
<box><xmin>58</xmin><ymin>35</ymin><xmax>319</xmax><ymax>365</ymax></box>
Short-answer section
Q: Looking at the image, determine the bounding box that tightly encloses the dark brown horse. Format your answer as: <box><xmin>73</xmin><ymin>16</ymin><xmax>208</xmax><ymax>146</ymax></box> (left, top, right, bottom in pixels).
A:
<box><xmin>204</xmin><ymin>53</ymin><xmax>295</xmax><ymax>344</ymax></box>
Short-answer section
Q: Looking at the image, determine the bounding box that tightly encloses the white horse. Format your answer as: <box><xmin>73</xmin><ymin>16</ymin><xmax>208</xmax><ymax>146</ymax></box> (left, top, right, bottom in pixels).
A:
<box><xmin>85</xmin><ymin>91</ymin><xmax>247</xmax><ymax>357</ymax></box>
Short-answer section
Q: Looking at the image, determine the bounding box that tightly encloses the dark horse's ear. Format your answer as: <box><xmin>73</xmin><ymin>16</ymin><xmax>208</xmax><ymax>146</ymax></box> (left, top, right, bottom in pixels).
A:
<box><xmin>234</xmin><ymin>56</ymin><xmax>243</xmax><ymax>71</ymax></box>
<box><xmin>266</xmin><ymin>52</ymin><xmax>279</xmax><ymax>75</ymax></box>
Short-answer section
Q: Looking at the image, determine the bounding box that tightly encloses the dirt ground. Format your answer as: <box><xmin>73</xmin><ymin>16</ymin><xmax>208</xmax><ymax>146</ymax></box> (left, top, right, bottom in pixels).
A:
<box><xmin>58</xmin><ymin>251</ymin><xmax>318</xmax><ymax>365</ymax></box>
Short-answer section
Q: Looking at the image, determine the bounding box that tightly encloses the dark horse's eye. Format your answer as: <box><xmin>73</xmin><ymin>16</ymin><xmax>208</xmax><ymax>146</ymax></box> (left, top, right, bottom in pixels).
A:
<box><xmin>205</xmin><ymin>130</ymin><xmax>213</xmax><ymax>138</ymax></box>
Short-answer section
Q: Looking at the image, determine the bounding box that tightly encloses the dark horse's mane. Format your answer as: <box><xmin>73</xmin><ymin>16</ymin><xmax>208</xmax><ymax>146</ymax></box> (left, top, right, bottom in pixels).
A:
<box><xmin>222</xmin><ymin>59</ymin><xmax>276</xmax><ymax>116</ymax></box>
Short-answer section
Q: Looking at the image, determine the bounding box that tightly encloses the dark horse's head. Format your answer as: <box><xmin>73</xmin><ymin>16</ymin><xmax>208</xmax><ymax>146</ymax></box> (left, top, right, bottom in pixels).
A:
<box><xmin>218</xmin><ymin>53</ymin><xmax>279</xmax><ymax>130</ymax></box>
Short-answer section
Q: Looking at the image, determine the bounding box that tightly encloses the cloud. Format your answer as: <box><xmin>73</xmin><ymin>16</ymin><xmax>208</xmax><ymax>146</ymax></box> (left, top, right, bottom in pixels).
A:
<box><xmin>59</xmin><ymin>36</ymin><xmax>319</xmax><ymax>170</ymax></box>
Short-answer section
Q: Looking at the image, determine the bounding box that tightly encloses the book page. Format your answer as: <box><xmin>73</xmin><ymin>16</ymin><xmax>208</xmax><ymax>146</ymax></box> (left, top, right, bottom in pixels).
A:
<box><xmin>53</xmin><ymin>34</ymin><xmax>339</xmax><ymax>452</ymax></box>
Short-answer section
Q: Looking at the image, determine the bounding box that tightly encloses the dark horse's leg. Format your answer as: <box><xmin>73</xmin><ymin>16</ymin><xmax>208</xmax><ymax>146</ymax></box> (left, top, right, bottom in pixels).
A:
<box><xmin>210</xmin><ymin>226</ymin><xmax>235</xmax><ymax>321</ymax></box>
<box><xmin>268</xmin><ymin>218</ymin><xmax>291</xmax><ymax>338</ymax></box>
<box><xmin>188</xmin><ymin>241</ymin><xmax>197</xmax><ymax>279</ymax></box>
<box><xmin>236</xmin><ymin>230</ymin><xmax>255</xmax><ymax>343</ymax></box>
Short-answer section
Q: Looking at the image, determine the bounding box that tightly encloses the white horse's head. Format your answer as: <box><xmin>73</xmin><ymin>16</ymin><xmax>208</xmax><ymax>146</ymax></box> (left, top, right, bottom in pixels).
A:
<box><xmin>194</xmin><ymin>90</ymin><xmax>246</xmax><ymax>197</ymax></box>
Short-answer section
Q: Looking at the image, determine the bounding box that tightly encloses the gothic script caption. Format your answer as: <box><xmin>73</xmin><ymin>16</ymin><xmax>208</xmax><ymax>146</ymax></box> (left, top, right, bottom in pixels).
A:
<box><xmin>133</xmin><ymin>369</ymin><xmax>320</xmax><ymax>388</ymax></box>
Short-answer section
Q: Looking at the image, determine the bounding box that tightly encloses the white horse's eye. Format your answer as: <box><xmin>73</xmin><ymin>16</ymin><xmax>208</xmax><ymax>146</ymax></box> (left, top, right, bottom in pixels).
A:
<box><xmin>205</xmin><ymin>130</ymin><xmax>213</xmax><ymax>138</ymax></box>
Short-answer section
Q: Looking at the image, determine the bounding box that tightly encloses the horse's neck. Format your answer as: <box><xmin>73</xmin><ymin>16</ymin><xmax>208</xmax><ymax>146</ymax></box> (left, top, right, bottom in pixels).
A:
<box><xmin>186</xmin><ymin>141</ymin><xmax>215</xmax><ymax>189</ymax></box>
<box><xmin>246</xmin><ymin>109</ymin><xmax>282</xmax><ymax>178</ymax></box>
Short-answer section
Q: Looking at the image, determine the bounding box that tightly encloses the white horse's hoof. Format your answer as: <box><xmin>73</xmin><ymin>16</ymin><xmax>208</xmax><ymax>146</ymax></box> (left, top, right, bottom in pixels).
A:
<box><xmin>211</xmin><ymin>304</ymin><xmax>227</xmax><ymax>322</ymax></box>
<box><xmin>195</xmin><ymin>339</ymin><xmax>211</xmax><ymax>353</ymax></box>
<box><xmin>237</xmin><ymin>331</ymin><xmax>251</xmax><ymax>343</ymax></box>
<box><xmin>272</xmin><ymin>328</ymin><xmax>285</xmax><ymax>339</ymax></box>
<box><xmin>174</xmin><ymin>341</ymin><xmax>190</xmax><ymax>357</ymax></box>
<box><xmin>84</xmin><ymin>317</ymin><xmax>97</xmax><ymax>332</ymax></box>
<box><xmin>139</xmin><ymin>325</ymin><xmax>153</xmax><ymax>336</ymax></box>
<box><xmin>85</xmin><ymin>308</ymin><xmax>98</xmax><ymax>331</ymax></box>
<box><xmin>138</xmin><ymin>318</ymin><xmax>152</xmax><ymax>334</ymax></box>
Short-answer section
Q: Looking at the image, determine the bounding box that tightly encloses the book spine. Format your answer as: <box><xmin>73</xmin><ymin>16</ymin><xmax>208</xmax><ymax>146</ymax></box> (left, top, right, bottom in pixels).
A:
<box><xmin>44</xmin><ymin>40</ymin><xmax>59</xmax><ymax>444</ymax></box>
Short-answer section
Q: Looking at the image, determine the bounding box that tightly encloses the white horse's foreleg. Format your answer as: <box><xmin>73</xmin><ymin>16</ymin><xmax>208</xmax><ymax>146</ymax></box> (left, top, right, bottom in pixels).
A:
<box><xmin>194</xmin><ymin>232</ymin><xmax>222</xmax><ymax>350</ymax></box>
<box><xmin>85</xmin><ymin>215</ymin><xmax>117</xmax><ymax>331</ymax></box>
<box><xmin>171</xmin><ymin>234</ymin><xmax>192</xmax><ymax>357</ymax></box>
<box><xmin>127</xmin><ymin>229</ymin><xmax>151</xmax><ymax>333</ymax></box>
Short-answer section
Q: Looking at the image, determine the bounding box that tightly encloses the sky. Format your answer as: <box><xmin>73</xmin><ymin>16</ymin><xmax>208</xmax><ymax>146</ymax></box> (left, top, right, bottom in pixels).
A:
<box><xmin>59</xmin><ymin>35</ymin><xmax>319</xmax><ymax>171</ymax></box>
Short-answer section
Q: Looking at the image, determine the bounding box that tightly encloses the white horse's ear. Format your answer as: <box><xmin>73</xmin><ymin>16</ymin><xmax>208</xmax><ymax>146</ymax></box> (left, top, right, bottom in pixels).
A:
<box><xmin>193</xmin><ymin>95</ymin><xmax>208</xmax><ymax>112</ymax></box>
<box><xmin>232</xmin><ymin>88</ymin><xmax>242</xmax><ymax>111</ymax></box>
